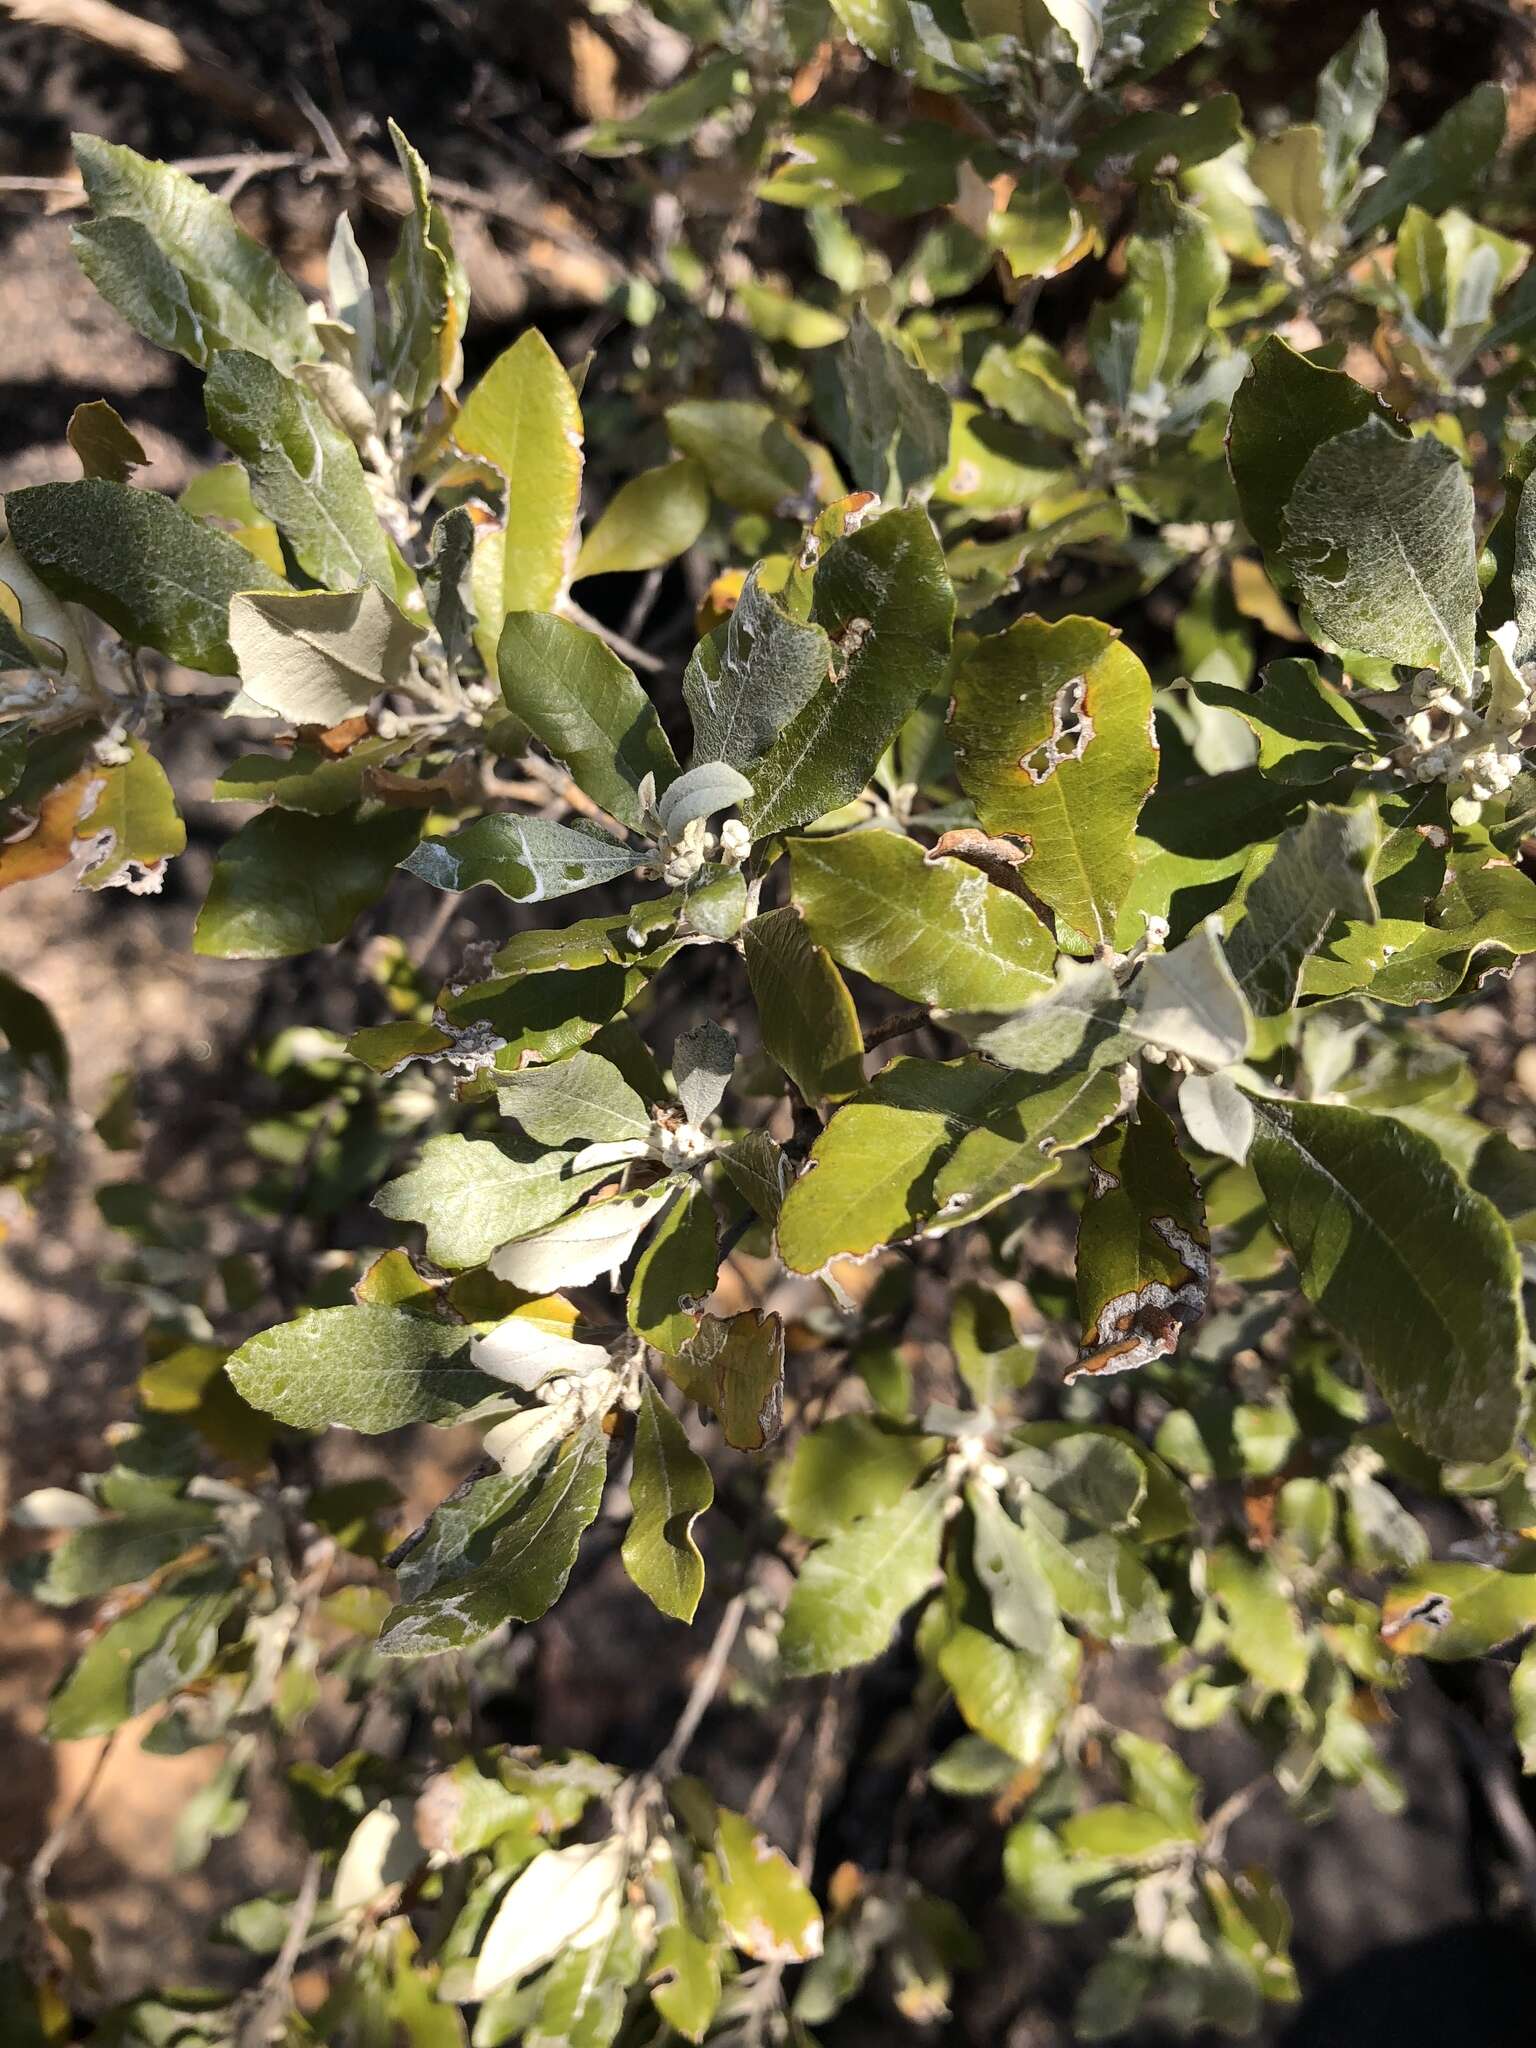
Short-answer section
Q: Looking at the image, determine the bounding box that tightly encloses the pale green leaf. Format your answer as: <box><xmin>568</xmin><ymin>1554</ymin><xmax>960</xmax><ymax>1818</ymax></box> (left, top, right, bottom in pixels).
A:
<box><xmin>403</xmin><ymin>816</ymin><xmax>644</xmax><ymax>903</ymax></box>
<box><xmin>456</xmin><ymin>330</ymin><xmax>583</xmax><ymax>633</ymax></box>
<box><xmin>489</xmin><ymin>1184</ymin><xmax>676</xmax><ymax>1293</ymax></box>
<box><xmin>73</xmin><ymin>738</ymin><xmax>185</xmax><ymax>889</ymax></box>
<box><xmin>375</xmin><ymin>1133</ymin><xmax>610</xmax><ymax>1271</ymax></box>
<box><xmin>227</xmin><ymin>1302</ymin><xmax>495</xmax><ymax>1432</ymax></box>
<box><xmin>228</xmin><ymin>585</ymin><xmax>422</xmax><ymax>724</ymax></box>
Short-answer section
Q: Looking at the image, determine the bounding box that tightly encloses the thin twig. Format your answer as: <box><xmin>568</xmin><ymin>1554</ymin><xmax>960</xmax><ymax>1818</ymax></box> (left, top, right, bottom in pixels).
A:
<box><xmin>653</xmin><ymin>1591</ymin><xmax>747</xmax><ymax>1779</ymax></box>
<box><xmin>746</xmin><ymin>1697</ymin><xmax>813</xmax><ymax>1825</ymax></box>
<box><xmin>28</xmin><ymin>1727</ymin><xmax>119</xmax><ymax>1906</ymax></box>
<box><xmin>1202</xmin><ymin>1775</ymin><xmax>1271</xmax><ymax>1859</ymax></box>
<box><xmin>235</xmin><ymin>1848</ymin><xmax>323</xmax><ymax>2048</ymax></box>
<box><xmin>796</xmin><ymin>1677</ymin><xmax>845</xmax><ymax>1881</ymax></box>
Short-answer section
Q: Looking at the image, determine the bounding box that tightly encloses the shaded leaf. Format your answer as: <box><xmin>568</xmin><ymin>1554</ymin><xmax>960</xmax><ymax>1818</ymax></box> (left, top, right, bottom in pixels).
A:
<box><xmin>623</xmin><ymin>1378</ymin><xmax>712</xmax><ymax>1622</ymax></box>
<box><xmin>193</xmin><ymin>805</ymin><xmax>419</xmax><ymax>957</ymax></box>
<box><xmin>228</xmin><ymin>585</ymin><xmax>422</xmax><ymax>725</ymax></box>
<box><xmin>743</xmin><ymin>906</ymin><xmax>865</xmax><ymax>1103</ymax></box>
<box><xmin>780</xmin><ymin>1475</ymin><xmax>949</xmax><ymax>1676</ymax></box>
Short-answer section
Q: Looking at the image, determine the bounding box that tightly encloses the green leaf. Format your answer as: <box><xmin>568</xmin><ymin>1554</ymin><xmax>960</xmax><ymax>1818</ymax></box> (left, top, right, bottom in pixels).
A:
<box><xmin>498</xmin><ymin>612</ymin><xmax>678</xmax><ymax>830</ymax></box>
<box><xmin>780</xmin><ymin>1475</ymin><xmax>949</xmax><ymax>1676</ymax></box>
<box><xmin>937</xmin><ymin>1620</ymin><xmax>1078</xmax><ymax>1767</ymax></box>
<box><xmin>67</xmin><ymin>398</ymin><xmax>146</xmax><ymax>483</ymax></box>
<box><xmin>822</xmin><ymin>311</ymin><xmax>951</xmax><ymax>502</ymax></box>
<box><xmin>586</xmin><ymin>51</ymin><xmax>747</xmax><ymax>153</ymax></box>
<box><xmin>1226</xmin><ymin>337</ymin><xmax>1390</xmax><ymax>560</ymax></box>
<box><xmin>774</xmin><ymin>1417</ymin><xmax>943</xmax><ymax>1541</ymax></box>
<box><xmin>1280</xmin><ymin>416</ymin><xmax>1479</xmax><ymax>687</ymax></box>
<box><xmin>375</xmin><ymin>1133</ymin><xmax>612</xmax><ymax>1271</ymax></box>
<box><xmin>203</xmin><ymin>351</ymin><xmax>396</xmax><ymax>595</ymax></box>
<box><xmin>1226</xmin><ymin>804</ymin><xmax>1376</xmax><ymax>1014</ymax></box>
<box><xmin>497</xmin><ymin>1049</ymin><xmax>650</xmax><ymax>1148</ymax></box>
<box><xmin>1316</xmin><ymin>10</ymin><xmax>1387</xmax><ymax>210</ymax></box>
<box><xmin>759</xmin><ymin>110</ymin><xmax>967</xmax><ymax>216</ymax></box>
<box><xmin>423</xmin><ymin>505</ymin><xmax>475</xmax><ymax>672</ymax></box>
<box><xmin>227</xmin><ymin>585</ymin><xmax>423</xmax><ymax>725</ymax></box>
<box><xmin>404</xmin><ymin>816</ymin><xmax>644</xmax><ymax>903</ymax></box>
<box><xmin>1191</xmin><ymin>658</ymin><xmax>1375</xmax><ymax>786</ymax></box>
<box><xmin>777</xmin><ymin>1053</ymin><xmax>1127</xmax><ymax>1270</ymax></box>
<box><xmin>72</xmin><ymin>134</ymin><xmax>318</xmax><ymax>371</ymax></box>
<box><xmin>672</xmin><ymin>1310</ymin><xmax>785</xmax><ymax>1451</ymax></box>
<box><xmin>665</xmin><ymin>400</ymin><xmax>815</xmax><ymax>517</ymax></box>
<box><xmin>228</xmin><ymin>1302</ymin><xmax>495</xmax><ymax>1432</ymax></box>
<box><xmin>743</xmin><ymin>906</ymin><xmax>865</xmax><ymax>1103</ymax></box>
<box><xmin>1360</xmin><ymin>858</ymin><xmax>1536</xmax><ymax>1006</ymax></box>
<box><xmin>648</xmin><ymin>1837</ymin><xmax>723</xmax><ymax>2040</ymax></box>
<box><xmin>1110</xmin><ymin>184</ymin><xmax>1228</xmax><ymax>397</ymax></box>
<box><xmin>827</xmin><ymin>0</ymin><xmax>908</xmax><ymax>60</ymax></box>
<box><xmin>72</xmin><ymin>739</ymin><xmax>185</xmax><ymax>890</ymax></box>
<box><xmin>380</xmin><ymin>1428</ymin><xmax>608</xmax><ymax>1654</ymax></box>
<box><xmin>683</xmin><ymin>569</ymin><xmax>832</xmax><ymax>775</ymax></box>
<box><xmin>704</xmin><ymin>1806</ymin><xmax>824</xmax><ymax>1963</ymax></box>
<box><xmin>1249</xmin><ymin>124</ymin><xmax>1328</xmax><ymax>243</ymax></box>
<box><xmin>46</xmin><ymin>1575</ymin><xmax>232</xmax><ymax>1740</ymax></box>
<box><xmin>384</xmin><ymin>122</ymin><xmax>466</xmax><ymax>413</ymax></box>
<box><xmin>456</xmin><ymin>331</ymin><xmax>583</xmax><ymax>633</ymax></box>
<box><xmin>193</xmin><ymin>804</ymin><xmax>419</xmax><ymax>958</ymax></box>
<box><xmin>791</xmin><ymin>829</ymin><xmax>1055</xmax><ymax>1010</ymax></box>
<box><xmin>741</xmin><ymin>506</ymin><xmax>954</xmax><ymax>837</ymax></box>
<box><xmin>0</xmin><ymin>969</ymin><xmax>69</xmax><ymax>1097</ymax></box>
<box><xmin>950</xmin><ymin>614</ymin><xmax>1157</xmax><ymax>948</ymax></box>
<box><xmin>1514</xmin><ymin>1638</ymin><xmax>1536</xmax><ymax>1769</ymax></box>
<box><xmin>1206</xmin><ymin>1548</ymin><xmax>1309</xmax><ymax>1692</ymax></box>
<box><xmin>1072</xmin><ymin>1094</ymin><xmax>1209</xmax><ymax>1381</ymax></box>
<box><xmin>6</xmin><ymin>478</ymin><xmax>285</xmax><ymax>675</ymax></box>
<box><xmin>1350</xmin><ymin>81</ymin><xmax>1506</xmax><ymax>238</ymax></box>
<box><xmin>622</xmin><ymin>1378</ymin><xmax>712</xmax><ymax>1622</ymax></box>
<box><xmin>574</xmin><ymin>460</ymin><xmax>709</xmax><ymax>582</ymax></box>
<box><xmin>629</xmin><ymin>1184</ymin><xmax>719</xmax><ymax>1354</ymax></box>
<box><xmin>967</xmin><ymin>1484</ymin><xmax>1059</xmax><ymax>1655</ymax></box>
<box><xmin>1249</xmin><ymin>1098</ymin><xmax>1524</xmax><ymax>1462</ymax></box>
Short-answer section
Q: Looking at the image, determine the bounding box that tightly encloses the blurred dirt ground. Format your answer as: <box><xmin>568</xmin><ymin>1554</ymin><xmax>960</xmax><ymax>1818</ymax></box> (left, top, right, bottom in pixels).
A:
<box><xmin>6</xmin><ymin>0</ymin><xmax>1536</xmax><ymax>2040</ymax></box>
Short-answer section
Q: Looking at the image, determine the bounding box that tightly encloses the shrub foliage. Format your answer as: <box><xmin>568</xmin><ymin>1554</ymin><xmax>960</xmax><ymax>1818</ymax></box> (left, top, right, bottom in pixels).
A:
<box><xmin>7</xmin><ymin>4</ymin><xmax>1536</xmax><ymax>2041</ymax></box>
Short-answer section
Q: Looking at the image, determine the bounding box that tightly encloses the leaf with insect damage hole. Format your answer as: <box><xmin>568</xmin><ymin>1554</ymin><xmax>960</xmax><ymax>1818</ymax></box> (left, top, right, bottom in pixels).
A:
<box><xmin>701</xmin><ymin>1804</ymin><xmax>823</xmax><ymax>1962</ymax></box>
<box><xmin>780</xmin><ymin>1472</ymin><xmax>949</xmax><ymax>1677</ymax></box>
<box><xmin>790</xmin><ymin>828</ymin><xmax>1055</xmax><ymax>1011</ymax></box>
<box><xmin>668</xmin><ymin>1310</ymin><xmax>784</xmax><ymax>1452</ymax></box>
<box><xmin>498</xmin><ymin>612</ymin><xmax>678</xmax><ymax>831</ymax></box>
<box><xmin>1379</xmin><ymin>1560</ymin><xmax>1536</xmax><ymax>1661</ymax></box>
<box><xmin>1248</xmin><ymin>1097</ymin><xmax>1524</xmax><ymax>1463</ymax></box>
<box><xmin>950</xmin><ymin>614</ymin><xmax>1156</xmax><ymax>952</ymax></box>
<box><xmin>740</xmin><ymin>506</ymin><xmax>953</xmax><ymax>838</ymax></box>
<box><xmin>380</xmin><ymin>1425</ymin><xmax>609</xmax><ymax>1656</ymax></box>
<box><xmin>73</xmin><ymin>739</ymin><xmax>185</xmax><ymax>892</ymax></box>
<box><xmin>1072</xmin><ymin>1093</ymin><xmax>1209</xmax><ymax>1383</ymax></box>
<box><xmin>402</xmin><ymin>815</ymin><xmax>645</xmax><ymax>904</ymax></box>
<box><xmin>622</xmin><ymin>1377</ymin><xmax>712</xmax><ymax>1623</ymax></box>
